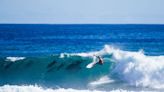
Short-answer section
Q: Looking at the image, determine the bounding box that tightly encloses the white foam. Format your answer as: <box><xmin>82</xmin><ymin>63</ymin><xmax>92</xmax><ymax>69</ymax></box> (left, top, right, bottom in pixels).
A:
<box><xmin>0</xmin><ymin>85</ymin><xmax>145</xmax><ymax>92</ymax></box>
<box><xmin>73</xmin><ymin>45</ymin><xmax>164</xmax><ymax>89</ymax></box>
<box><xmin>89</xmin><ymin>75</ymin><xmax>115</xmax><ymax>87</ymax></box>
<box><xmin>59</xmin><ymin>45</ymin><xmax>115</xmax><ymax>58</ymax></box>
<box><xmin>102</xmin><ymin>45</ymin><xmax>164</xmax><ymax>89</ymax></box>
<box><xmin>59</xmin><ymin>53</ymin><xmax>65</xmax><ymax>58</ymax></box>
<box><xmin>6</xmin><ymin>57</ymin><xmax>26</xmax><ymax>62</ymax></box>
<box><xmin>0</xmin><ymin>85</ymin><xmax>120</xmax><ymax>92</ymax></box>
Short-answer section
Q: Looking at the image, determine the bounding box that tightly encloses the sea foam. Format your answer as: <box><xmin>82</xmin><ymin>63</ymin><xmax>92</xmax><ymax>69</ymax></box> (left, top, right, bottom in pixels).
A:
<box><xmin>5</xmin><ymin>57</ymin><xmax>26</xmax><ymax>62</ymax></box>
<box><xmin>0</xmin><ymin>85</ymin><xmax>137</xmax><ymax>92</ymax></box>
<box><xmin>70</xmin><ymin>45</ymin><xmax>164</xmax><ymax>89</ymax></box>
<box><xmin>92</xmin><ymin>45</ymin><xmax>164</xmax><ymax>89</ymax></box>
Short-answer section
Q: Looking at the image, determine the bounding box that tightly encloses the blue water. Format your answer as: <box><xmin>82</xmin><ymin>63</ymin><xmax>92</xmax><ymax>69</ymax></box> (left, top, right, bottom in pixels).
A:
<box><xmin>0</xmin><ymin>24</ymin><xmax>164</xmax><ymax>91</ymax></box>
<box><xmin>0</xmin><ymin>24</ymin><xmax>164</xmax><ymax>56</ymax></box>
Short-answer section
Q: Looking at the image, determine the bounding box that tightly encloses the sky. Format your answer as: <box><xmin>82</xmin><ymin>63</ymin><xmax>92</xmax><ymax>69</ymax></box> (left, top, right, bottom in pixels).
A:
<box><xmin>0</xmin><ymin>0</ymin><xmax>164</xmax><ymax>24</ymax></box>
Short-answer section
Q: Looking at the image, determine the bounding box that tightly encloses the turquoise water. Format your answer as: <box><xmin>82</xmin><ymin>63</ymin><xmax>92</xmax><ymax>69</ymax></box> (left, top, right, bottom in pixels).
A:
<box><xmin>0</xmin><ymin>24</ymin><xmax>164</xmax><ymax>91</ymax></box>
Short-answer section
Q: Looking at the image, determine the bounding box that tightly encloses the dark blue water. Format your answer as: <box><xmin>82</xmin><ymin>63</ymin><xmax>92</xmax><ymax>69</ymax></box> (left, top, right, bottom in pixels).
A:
<box><xmin>0</xmin><ymin>24</ymin><xmax>164</xmax><ymax>56</ymax></box>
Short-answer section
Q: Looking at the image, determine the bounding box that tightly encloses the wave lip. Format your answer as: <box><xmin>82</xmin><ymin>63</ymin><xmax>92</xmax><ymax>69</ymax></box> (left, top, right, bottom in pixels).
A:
<box><xmin>5</xmin><ymin>57</ymin><xmax>26</xmax><ymax>62</ymax></box>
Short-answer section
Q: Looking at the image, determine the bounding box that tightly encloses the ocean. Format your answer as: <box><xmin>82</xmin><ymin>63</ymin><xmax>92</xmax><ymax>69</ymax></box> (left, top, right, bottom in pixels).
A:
<box><xmin>0</xmin><ymin>24</ymin><xmax>164</xmax><ymax>92</ymax></box>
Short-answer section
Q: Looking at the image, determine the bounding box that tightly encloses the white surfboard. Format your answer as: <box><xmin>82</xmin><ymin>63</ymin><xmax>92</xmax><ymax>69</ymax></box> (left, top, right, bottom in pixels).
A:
<box><xmin>86</xmin><ymin>56</ymin><xmax>98</xmax><ymax>68</ymax></box>
<box><xmin>86</xmin><ymin>61</ymin><xmax>98</xmax><ymax>68</ymax></box>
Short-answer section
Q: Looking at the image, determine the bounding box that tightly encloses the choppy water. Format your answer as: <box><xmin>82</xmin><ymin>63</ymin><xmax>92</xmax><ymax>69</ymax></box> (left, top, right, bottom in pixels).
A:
<box><xmin>0</xmin><ymin>24</ymin><xmax>164</xmax><ymax>92</ymax></box>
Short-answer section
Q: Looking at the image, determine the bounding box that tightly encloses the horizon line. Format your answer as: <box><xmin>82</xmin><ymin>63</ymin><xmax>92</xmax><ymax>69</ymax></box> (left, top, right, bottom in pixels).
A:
<box><xmin>0</xmin><ymin>23</ymin><xmax>164</xmax><ymax>25</ymax></box>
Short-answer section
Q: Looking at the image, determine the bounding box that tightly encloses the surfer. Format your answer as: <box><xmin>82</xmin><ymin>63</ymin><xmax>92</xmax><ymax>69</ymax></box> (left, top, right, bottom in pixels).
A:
<box><xmin>86</xmin><ymin>55</ymin><xmax>104</xmax><ymax>68</ymax></box>
<box><xmin>97</xmin><ymin>56</ymin><xmax>104</xmax><ymax>65</ymax></box>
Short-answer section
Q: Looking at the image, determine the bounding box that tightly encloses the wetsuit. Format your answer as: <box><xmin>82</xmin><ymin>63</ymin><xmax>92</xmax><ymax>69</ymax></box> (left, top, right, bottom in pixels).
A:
<box><xmin>97</xmin><ymin>56</ymin><xmax>103</xmax><ymax>65</ymax></box>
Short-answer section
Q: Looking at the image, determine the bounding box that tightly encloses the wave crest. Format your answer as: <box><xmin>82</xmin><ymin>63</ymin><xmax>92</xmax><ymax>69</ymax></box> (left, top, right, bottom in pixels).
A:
<box><xmin>5</xmin><ymin>57</ymin><xmax>26</xmax><ymax>62</ymax></box>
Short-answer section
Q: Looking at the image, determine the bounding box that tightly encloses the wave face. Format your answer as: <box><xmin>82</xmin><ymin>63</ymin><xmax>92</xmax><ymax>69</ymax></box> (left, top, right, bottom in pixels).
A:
<box><xmin>0</xmin><ymin>50</ymin><xmax>112</xmax><ymax>89</ymax></box>
<box><xmin>0</xmin><ymin>45</ymin><xmax>164</xmax><ymax>91</ymax></box>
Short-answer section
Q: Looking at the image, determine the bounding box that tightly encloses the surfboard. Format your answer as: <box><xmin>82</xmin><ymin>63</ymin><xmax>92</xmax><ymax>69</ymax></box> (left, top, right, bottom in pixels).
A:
<box><xmin>86</xmin><ymin>61</ymin><xmax>98</xmax><ymax>68</ymax></box>
<box><xmin>86</xmin><ymin>56</ymin><xmax>98</xmax><ymax>68</ymax></box>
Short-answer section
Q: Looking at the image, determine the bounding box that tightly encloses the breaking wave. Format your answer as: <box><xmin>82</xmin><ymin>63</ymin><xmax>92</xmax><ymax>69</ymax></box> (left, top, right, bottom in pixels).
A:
<box><xmin>0</xmin><ymin>45</ymin><xmax>164</xmax><ymax>90</ymax></box>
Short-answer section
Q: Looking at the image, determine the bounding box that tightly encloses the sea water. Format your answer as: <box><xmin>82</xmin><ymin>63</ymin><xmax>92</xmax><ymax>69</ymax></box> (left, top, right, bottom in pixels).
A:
<box><xmin>0</xmin><ymin>24</ymin><xmax>164</xmax><ymax>92</ymax></box>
